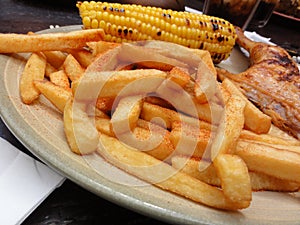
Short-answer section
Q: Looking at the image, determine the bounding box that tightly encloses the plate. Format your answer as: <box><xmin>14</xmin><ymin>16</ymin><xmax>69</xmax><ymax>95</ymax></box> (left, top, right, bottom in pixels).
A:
<box><xmin>1</xmin><ymin>25</ymin><xmax>300</xmax><ymax>225</ymax></box>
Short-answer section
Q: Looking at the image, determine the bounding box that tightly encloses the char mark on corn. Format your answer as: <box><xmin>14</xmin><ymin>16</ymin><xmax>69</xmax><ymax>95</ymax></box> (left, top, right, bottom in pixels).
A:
<box><xmin>76</xmin><ymin>1</ymin><xmax>237</xmax><ymax>63</ymax></box>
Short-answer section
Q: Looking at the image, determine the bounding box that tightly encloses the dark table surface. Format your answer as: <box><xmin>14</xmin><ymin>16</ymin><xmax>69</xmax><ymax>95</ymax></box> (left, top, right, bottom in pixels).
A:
<box><xmin>0</xmin><ymin>0</ymin><xmax>299</xmax><ymax>224</ymax></box>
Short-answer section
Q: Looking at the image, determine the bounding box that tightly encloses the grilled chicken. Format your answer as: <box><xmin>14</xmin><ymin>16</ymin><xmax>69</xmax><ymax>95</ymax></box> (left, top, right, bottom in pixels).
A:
<box><xmin>217</xmin><ymin>26</ymin><xmax>300</xmax><ymax>139</ymax></box>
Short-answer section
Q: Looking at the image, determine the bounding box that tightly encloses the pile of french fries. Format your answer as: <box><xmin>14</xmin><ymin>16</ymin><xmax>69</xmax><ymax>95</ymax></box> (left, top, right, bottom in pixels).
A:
<box><xmin>2</xmin><ymin>28</ymin><xmax>300</xmax><ymax>211</ymax></box>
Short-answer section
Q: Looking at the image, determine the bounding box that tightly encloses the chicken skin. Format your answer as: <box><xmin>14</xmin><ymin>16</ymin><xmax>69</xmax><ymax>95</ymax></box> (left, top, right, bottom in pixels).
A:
<box><xmin>217</xmin><ymin>26</ymin><xmax>300</xmax><ymax>139</ymax></box>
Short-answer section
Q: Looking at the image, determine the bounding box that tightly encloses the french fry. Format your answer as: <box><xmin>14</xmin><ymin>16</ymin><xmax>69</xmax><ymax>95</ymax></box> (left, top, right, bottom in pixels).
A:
<box><xmin>85</xmin><ymin>46</ymin><xmax>121</xmax><ymax>73</ymax></box>
<box><xmin>169</xmin><ymin>122</ymin><xmax>210</xmax><ymax>158</ymax></box>
<box><xmin>45</xmin><ymin>62</ymin><xmax>57</xmax><ymax>77</ymax></box>
<box><xmin>72</xmin><ymin>69</ymin><xmax>167</xmax><ymax>100</ymax></box>
<box><xmin>97</xmin><ymin>133</ymin><xmax>248</xmax><ymax>210</ymax></box>
<box><xmin>87</xmin><ymin>41</ymin><xmax>121</xmax><ymax>56</ymax></box>
<box><xmin>0</xmin><ymin>29</ymin><xmax>105</xmax><ymax>53</ymax></box>
<box><xmin>221</xmin><ymin>78</ymin><xmax>271</xmax><ymax>134</ymax></box>
<box><xmin>172</xmin><ymin>155</ymin><xmax>300</xmax><ymax>192</ymax></box>
<box><xmin>86</xmin><ymin>103</ymin><xmax>110</xmax><ymax>119</ymax></box>
<box><xmin>66</xmin><ymin>49</ymin><xmax>95</xmax><ymax>68</ymax></box>
<box><xmin>49</xmin><ymin>70</ymin><xmax>71</xmax><ymax>91</ymax></box>
<box><xmin>63</xmin><ymin>98</ymin><xmax>99</xmax><ymax>155</ymax></box>
<box><xmin>167</xmin><ymin>67</ymin><xmax>190</xmax><ymax>88</ymax></box>
<box><xmin>20</xmin><ymin>52</ymin><xmax>46</xmax><ymax>104</ymax></box>
<box><xmin>96</xmin><ymin>117</ymin><xmax>175</xmax><ymax>161</ymax></box>
<box><xmin>194</xmin><ymin>59</ymin><xmax>218</xmax><ymax>103</ymax></box>
<box><xmin>213</xmin><ymin>154</ymin><xmax>252</xmax><ymax>203</ymax></box>
<box><xmin>118</xmin><ymin>43</ymin><xmax>187</xmax><ymax>70</ymax></box>
<box><xmin>240</xmin><ymin>129</ymin><xmax>300</xmax><ymax>146</ymax></box>
<box><xmin>33</xmin><ymin>80</ymin><xmax>72</xmax><ymax>112</ymax></box>
<box><xmin>63</xmin><ymin>54</ymin><xmax>85</xmax><ymax>81</ymax></box>
<box><xmin>141</xmin><ymin>102</ymin><xmax>200</xmax><ymax>129</ymax></box>
<box><xmin>96</xmin><ymin>97</ymin><xmax>115</xmax><ymax>113</ymax></box>
<box><xmin>111</xmin><ymin>95</ymin><xmax>143</xmax><ymax>134</ymax></box>
<box><xmin>43</xmin><ymin>51</ymin><xmax>67</xmax><ymax>69</ymax></box>
<box><xmin>210</xmin><ymin>95</ymin><xmax>246</xmax><ymax>159</ymax></box>
<box><xmin>235</xmin><ymin>141</ymin><xmax>300</xmax><ymax>183</ymax></box>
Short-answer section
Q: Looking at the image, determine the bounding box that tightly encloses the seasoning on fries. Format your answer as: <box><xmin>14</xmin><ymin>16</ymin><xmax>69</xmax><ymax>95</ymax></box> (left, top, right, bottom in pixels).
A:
<box><xmin>1</xmin><ymin>27</ymin><xmax>300</xmax><ymax>211</ymax></box>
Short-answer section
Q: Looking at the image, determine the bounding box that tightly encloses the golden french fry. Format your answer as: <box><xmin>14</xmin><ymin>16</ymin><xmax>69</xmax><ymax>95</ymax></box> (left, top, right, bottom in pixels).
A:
<box><xmin>86</xmin><ymin>103</ymin><xmax>110</xmax><ymax>119</ymax></box>
<box><xmin>0</xmin><ymin>29</ymin><xmax>105</xmax><ymax>53</ymax></box>
<box><xmin>210</xmin><ymin>95</ymin><xmax>246</xmax><ymax>159</ymax></box>
<box><xmin>96</xmin><ymin>97</ymin><xmax>115</xmax><ymax>113</ymax></box>
<box><xmin>240</xmin><ymin>129</ymin><xmax>300</xmax><ymax>146</ymax></box>
<box><xmin>45</xmin><ymin>62</ymin><xmax>57</xmax><ymax>77</ymax></box>
<box><xmin>63</xmin><ymin>98</ymin><xmax>99</xmax><ymax>155</ymax></box>
<box><xmin>33</xmin><ymin>80</ymin><xmax>72</xmax><ymax>112</ymax></box>
<box><xmin>97</xmin><ymin>133</ymin><xmax>247</xmax><ymax>210</ymax></box>
<box><xmin>213</xmin><ymin>154</ymin><xmax>252</xmax><ymax>203</ymax></box>
<box><xmin>66</xmin><ymin>49</ymin><xmax>95</xmax><ymax>68</ymax></box>
<box><xmin>87</xmin><ymin>41</ymin><xmax>121</xmax><ymax>56</ymax></box>
<box><xmin>167</xmin><ymin>67</ymin><xmax>190</xmax><ymax>88</ymax></box>
<box><xmin>118</xmin><ymin>43</ymin><xmax>187</xmax><ymax>70</ymax></box>
<box><xmin>96</xmin><ymin>117</ymin><xmax>174</xmax><ymax>161</ymax></box>
<box><xmin>72</xmin><ymin>69</ymin><xmax>167</xmax><ymax>100</ymax></box>
<box><xmin>172</xmin><ymin>155</ymin><xmax>300</xmax><ymax>192</ymax></box>
<box><xmin>63</xmin><ymin>54</ymin><xmax>85</xmax><ymax>81</ymax></box>
<box><xmin>20</xmin><ymin>52</ymin><xmax>46</xmax><ymax>104</ymax></box>
<box><xmin>43</xmin><ymin>51</ymin><xmax>67</xmax><ymax>69</ymax></box>
<box><xmin>194</xmin><ymin>59</ymin><xmax>218</xmax><ymax>103</ymax></box>
<box><xmin>85</xmin><ymin>46</ymin><xmax>121</xmax><ymax>73</ymax></box>
<box><xmin>169</xmin><ymin>122</ymin><xmax>210</xmax><ymax>158</ymax></box>
<box><xmin>49</xmin><ymin>70</ymin><xmax>71</xmax><ymax>91</ymax></box>
<box><xmin>111</xmin><ymin>95</ymin><xmax>143</xmax><ymax>134</ymax></box>
<box><xmin>235</xmin><ymin>140</ymin><xmax>300</xmax><ymax>183</ymax></box>
<box><xmin>221</xmin><ymin>78</ymin><xmax>271</xmax><ymax>134</ymax></box>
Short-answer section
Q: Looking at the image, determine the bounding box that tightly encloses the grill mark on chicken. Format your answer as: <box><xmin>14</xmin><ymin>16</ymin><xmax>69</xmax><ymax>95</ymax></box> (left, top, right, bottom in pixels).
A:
<box><xmin>217</xmin><ymin>26</ymin><xmax>300</xmax><ymax>139</ymax></box>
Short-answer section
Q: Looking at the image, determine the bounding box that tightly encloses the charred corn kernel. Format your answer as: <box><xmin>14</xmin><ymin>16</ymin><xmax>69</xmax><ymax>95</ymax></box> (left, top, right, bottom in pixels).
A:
<box><xmin>76</xmin><ymin>1</ymin><xmax>237</xmax><ymax>63</ymax></box>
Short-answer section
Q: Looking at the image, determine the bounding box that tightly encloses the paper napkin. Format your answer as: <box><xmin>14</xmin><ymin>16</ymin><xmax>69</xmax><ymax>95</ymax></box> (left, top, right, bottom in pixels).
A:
<box><xmin>0</xmin><ymin>137</ymin><xmax>65</xmax><ymax>225</ymax></box>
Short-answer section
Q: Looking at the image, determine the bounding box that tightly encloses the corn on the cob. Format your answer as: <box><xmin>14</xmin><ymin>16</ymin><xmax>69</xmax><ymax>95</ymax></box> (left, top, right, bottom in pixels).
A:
<box><xmin>76</xmin><ymin>1</ymin><xmax>237</xmax><ymax>63</ymax></box>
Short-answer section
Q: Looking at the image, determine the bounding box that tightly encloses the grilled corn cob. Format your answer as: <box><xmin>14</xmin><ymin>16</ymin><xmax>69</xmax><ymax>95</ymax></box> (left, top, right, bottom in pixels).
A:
<box><xmin>76</xmin><ymin>1</ymin><xmax>237</xmax><ymax>63</ymax></box>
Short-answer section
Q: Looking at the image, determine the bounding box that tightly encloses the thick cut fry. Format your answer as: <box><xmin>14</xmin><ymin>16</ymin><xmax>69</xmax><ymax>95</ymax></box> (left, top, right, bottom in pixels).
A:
<box><xmin>87</xmin><ymin>41</ymin><xmax>121</xmax><ymax>56</ymax></box>
<box><xmin>86</xmin><ymin>104</ymin><xmax>110</xmax><ymax>119</ymax></box>
<box><xmin>214</xmin><ymin>154</ymin><xmax>252</xmax><ymax>203</ymax></box>
<box><xmin>240</xmin><ymin>129</ymin><xmax>300</xmax><ymax>146</ymax></box>
<box><xmin>85</xmin><ymin>46</ymin><xmax>121</xmax><ymax>73</ymax></box>
<box><xmin>97</xmin><ymin>134</ymin><xmax>248</xmax><ymax>210</ymax></box>
<box><xmin>111</xmin><ymin>95</ymin><xmax>143</xmax><ymax>134</ymax></box>
<box><xmin>169</xmin><ymin>122</ymin><xmax>210</xmax><ymax>158</ymax></box>
<box><xmin>43</xmin><ymin>51</ymin><xmax>67</xmax><ymax>69</ymax></box>
<box><xmin>20</xmin><ymin>52</ymin><xmax>46</xmax><ymax>104</ymax></box>
<box><xmin>49</xmin><ymin>70</ymin><xmax>71</xmax><ymax>91</ymax></box>
<box><xmin>117</xmin><ymin>43</ymin><xmax>187</xmax><ymax>70</ymax></box>
<box><xmin>235</xmin><ymin>141</ymin><xmax>300</xmax><ymax>183</ymax></box>
<box><xmin>210</xmin><ymin>95</ymin><xmax>246</xmax><ymax>160</ymax></box>
<box><xmin>172</xmin><ymin>156</ymin><xmax>300</xmax><ymax>192</ymax></box>
<box><xmin>66</xmin><ymin>49</ymin><xmax>95</xmax><ymax>68</ymax></box>
<box><xmin>33</xmin><ymin>80</ymin><xmax>72</xmax><ymax>112</ymax></box>
<box><xmin>194</xmin><ymin>59</ymin><xmax>218</xmax><ymax>103</ymax></box>
<box><xmin>167</xmin><ymin>67</ymin><xmax>190</xmax><ymax>88</ymax></box>
<box><xmin>0</xmin><ymin>29</ymin><xmax>105</xmax><ymax>53</ymax></box>
<box><xmin>96</xmin><ymin>97</ymin><xmax>115</xmax><ymax>113</ymax></box>
<box><xmin>45</xmin><ymin>62</ymin><xmax>57</xmax><ymax>77</ymax></box>
<box><xmin>96</xmin><ymin>117</ymin><xmax>174</xmax><ymax>161</ymax></box>
<box><xmin>141</xmin><ymin>102</ymin><xmax>200</xmax><ymax>129</ymax></box>
<box><xmin>64</xmin><ymin>98</ymin><xmax>99</xmax><ymax>155</ymax></box>
<box><xmin>221</xmin><ymin>78</ymin><xmax>271</xmax><ymax>134</ymax></box>
<box><xmin>72</xmin><ymin>69</ymin><xmax>167</xmax><ymax>100</ymax></box>
<box><xmin>63</xmin><ymin>54</ymin><xmax>85</xmax><ymax>81</ymax></box>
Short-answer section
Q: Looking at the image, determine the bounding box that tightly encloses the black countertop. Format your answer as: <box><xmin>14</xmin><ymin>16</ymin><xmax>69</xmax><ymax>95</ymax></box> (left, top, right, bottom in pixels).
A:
<box><xmin>0</xmin><ymin>0</ymin><xmax>299</xmax><ymax>224</ymax></box>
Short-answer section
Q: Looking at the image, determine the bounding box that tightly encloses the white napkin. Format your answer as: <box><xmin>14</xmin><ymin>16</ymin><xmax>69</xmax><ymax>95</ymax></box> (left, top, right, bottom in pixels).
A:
<box><xmin>0</xmin><ymin>137</ymin><xmax>65</xmax><ymax>225</ymax></box>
